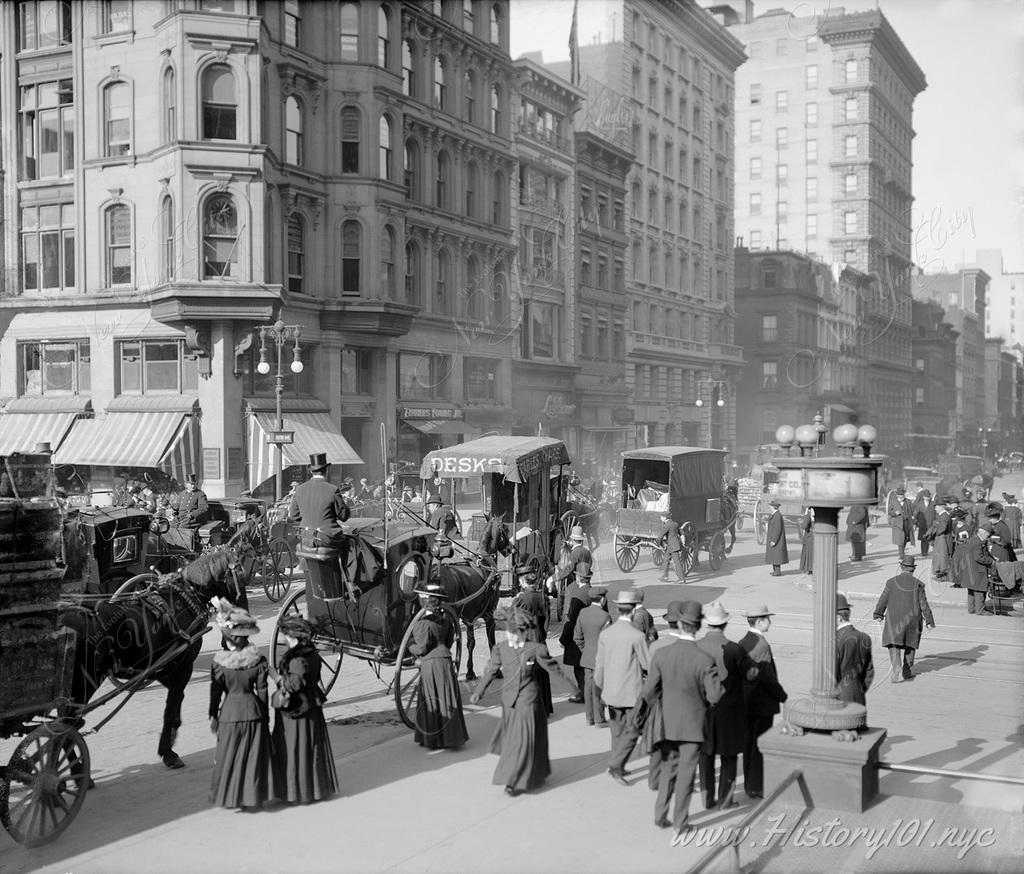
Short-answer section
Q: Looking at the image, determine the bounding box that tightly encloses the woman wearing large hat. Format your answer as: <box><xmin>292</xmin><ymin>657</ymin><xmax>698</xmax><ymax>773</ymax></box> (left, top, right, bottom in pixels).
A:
<box><xmin>407</xmin><ymin>581</ymin><xmax>469</xmax><ymax>750</ymax></box>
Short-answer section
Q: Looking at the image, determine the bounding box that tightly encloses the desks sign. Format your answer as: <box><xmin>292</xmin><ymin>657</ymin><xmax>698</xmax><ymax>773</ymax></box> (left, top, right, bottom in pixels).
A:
<box><xmin>266</xmin><ymin>430</ymin><xmax>295</xmax><ymax>445</ymax></box>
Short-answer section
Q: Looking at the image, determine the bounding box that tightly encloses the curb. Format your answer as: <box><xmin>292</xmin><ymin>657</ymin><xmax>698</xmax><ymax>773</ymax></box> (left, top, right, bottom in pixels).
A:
<box><xmin>792</xmin><ymin>577</ymin><xmax>1024</xmax><ymax>611</ymax></box>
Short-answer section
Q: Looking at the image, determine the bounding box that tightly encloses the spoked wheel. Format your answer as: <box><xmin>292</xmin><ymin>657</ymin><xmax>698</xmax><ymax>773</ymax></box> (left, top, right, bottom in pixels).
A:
<box><xmin>614</xmin><ymin>534</ymin><xmax>640</xmax><ymax>572</ymax></box>
<box><xmin>262</xmin><ymin>539</ymin><xmax>295</xmax><ymax>602</ymax></box>
<box><xmin>560</xmin><ymin>510</ymin><xmax>580</xmax><ymax>542</ymax></box>
<box><xmin>0</xmin><ymin>723</ymin><xmax>90</xmax><ymax>848</ymax></box>
<box><xmin>110</xmin><ymin>572</ymin><xmax>158</xmax><ymax>602</ymax></box>
<box><xmin>394</xmin><ymin>606</ymin><xmax>462</xmax><ymax>731</ymax></box>
<box><xmin>652</xmin><ymin>546</ymin><xmax>665</xmax><ymax>568</ymax></box>
<box><xmin>755</xmin><ymin>503</ymin><xmax>768</xmax><ymax>545</ymax></box>
<box><xmin>271</xmin><ymin>587</ymin><xmax>343</xmax><ymax>698</ymax></box>
<box><xmin>709</xmin><ymin>531</ymin><xmax>727</xmax><ymax>571</ymax></box>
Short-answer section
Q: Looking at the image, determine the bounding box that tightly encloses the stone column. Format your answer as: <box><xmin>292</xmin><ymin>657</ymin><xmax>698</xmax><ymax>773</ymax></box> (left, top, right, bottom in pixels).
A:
<box><xmin>809</xmin><ymin>506</ymin><xmax>840</xmax><ymax>699</ymax></box>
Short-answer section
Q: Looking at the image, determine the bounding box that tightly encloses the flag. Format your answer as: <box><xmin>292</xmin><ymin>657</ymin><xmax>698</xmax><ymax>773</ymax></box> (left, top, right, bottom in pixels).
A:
<box><xmin>569</xmin><ymin>0</ymin><xmax>580</xmax><ymax>86</ymax></box>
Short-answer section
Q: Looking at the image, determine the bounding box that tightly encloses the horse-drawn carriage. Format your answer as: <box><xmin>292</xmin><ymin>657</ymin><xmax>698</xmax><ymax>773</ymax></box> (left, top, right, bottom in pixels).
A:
<box><xmin>612</xmin><ymin>447</ymin><xmax>733</xmax><ymax>576</ymax></box>
<box><xmin>752</xmin><ymin>462</ymin><xmax>806</xmax><ymax>545</ymax></box>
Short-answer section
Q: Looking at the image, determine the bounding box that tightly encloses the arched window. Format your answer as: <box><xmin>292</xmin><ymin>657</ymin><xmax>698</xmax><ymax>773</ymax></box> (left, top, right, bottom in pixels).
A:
<box><xmin>492</xmin><ymin>170</ymin><xmax>506</xmax><ymax>225</ymax></box>
<box><xmin>489</xmin><ymin>4</ymin><xmax>501</xmax><ymax>43</ymax></box>
<box><xmin>201</xmin><ymin>64</ymin><xmax>236</xmax><ymax>140</ymax></box>
<box><xmin>433</xmin><ymin>55</ymin><xmax>447</xmax><ymax>111</ymax></box>
<box><xmin>381</xmin><ymin>225</ymin><xmax>395</xmax><ymax>297</ymax></box>
<box><xmin>402</xmin><ymin>40</ymin><xmax>415</xmax><ymax>98</ymax></box>
<box><xmin>436</xmin><ymin>150</ymin><xmax>450</xmax><ymax>209</ymax></box>
<box><xmin>341</xmin><ymin>221</ymin><xmax>360</xmax><ymax>295</ymax></box>
<box><xmin>340</xmin><ymin>2</ymin><xmax>359</xmax><ymax>61</ymax></box>
<box><xmin>436</xmin><ymin>248</ymin><xmax>450</xmax><ymax>313</ymax></box>
<box><xmin>377</xmin><ymin>6</ymin><xmax>390</xmax><ymax>68</ymax></box>
<box><xmin>203</xmin><ymin>194</ymin><xmax>239</xmax><ymax>279</ymax></box>
<box><xmin>378</xmin><ymin>115</ymin><xmax>392</xmax><ymax>180</ymax></box>
<box><xmin>341</xmin><ymin>106</ymin><xmax>360</xmax><ymax>173</ymax></box>
<box><xmin>464</xmin><ymin>70</ymin><xmax>476</xmax><ymax>124</ymax></box>
<box><xmin>162</xmin><ymin>67</ymin><xmax>176</xmax><ymax>143</ymax></box>
<box><xmin>285</xmin><ymin>96</ymin><xmax>303</xmax><ymax>165</ymax></box>
<box><xmin>465</xmin><ymin>161</ymin><xmax>478</xmax><ymax>217</ymax></box>
<box><xmin>287</xmin><ymin>214</ymin><xmax>304</xmax><ymax>293</ymax></box>
<box><xmin>105</xmin><ymin>204</ymin><xmax>132</xmax><ymax>286</ymax></box>
<box><xmin>160</xmin><ymin>196</ymin><xmax>175</xmax><ymax>282</ymax></box>
<box><xmin>466</xmin><ymin>255</ymin><xmax>482</xmax><ymax>320</ymax></box>
<box><xmin>490</xmin><ymin>85</ymin><xmax>501</xmax><ymax>134</ymax></box>
<box><xmin>405</xmin><ymin>241</ymin><xmax>420</xmax><ymax>304</ymax></box>
<box><xmin>492</xmin><ymin>261</ymin><xmax>507</xmax><ymax>324</ymax></box>
<box><xmin>104</xmin><ymin>82</ymin><xmax>131</xmax><ymax>157</ymax></box>
<box><xmin>404</xmin><ymin>139</ymin><xmax>420</xmax><ymax>200</ymax></box>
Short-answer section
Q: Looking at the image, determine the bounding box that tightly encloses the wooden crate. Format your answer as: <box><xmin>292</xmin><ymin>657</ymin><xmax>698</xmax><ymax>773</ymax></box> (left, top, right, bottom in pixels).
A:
<box><xmin>0</xmin><ymin>498</ymin><xmax>64</xmax><ymax>566</ymax></box>
<box><xmin>0</xmin><ymin>609</ymin><xmax>60</xmax><ymax>646</ymax></box>
<box><xmin>0</xmin><ymin>567</ymin><xmax>64</xmax><ymax>613</ymax></box>
<box><xmin>0</xmin><ymin>626</ymin><xmax>76</xmax><ymax>721</ymax></box>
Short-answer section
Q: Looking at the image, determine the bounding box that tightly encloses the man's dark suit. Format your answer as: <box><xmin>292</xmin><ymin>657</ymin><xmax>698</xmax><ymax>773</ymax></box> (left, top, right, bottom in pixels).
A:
<box><xmin>835</xmin><ymin>623</ymin><xmax>874</xmax><ymax>704</ymax></box>
<box><xmin>738</xmin><ymin>630</ymin><xmax>787</xmax><ymax>797</ymax></box>
<box><xmin>914</xmin><ymin>498</ymin><xmax>936</xmax><ymax>556</ymax></box>
<box><xmin>574</xmin><ymin>601</ymin><xmax>611</xmax><ymax>725</ymax></box>
<box><xmin>558</xmin><ymin>581</ymin><xmax>590</xmax><ymax>695</ymax></box>
<box><xmin>637</xmin><ymin>638</ymin><xmax>722</xmax><ymax>831</ymax></box>
<box><xmin>657</xmin><ymin>518</ymin><xmax>687</xmax><ymax>580</ymax></box>
<box><xmin>696</xmin><ymin>628</ymin><xmax>757</xmax><ymax>808</ymax></box>
<box><xmin>288</xmin><ymin>475</ymin><xmax>350</xmax><ymax>545</ymax></box>
<box><xmin>177</xmin><ymin>488</ymin><xmax>209</xmax><ymax>529</ymax></box>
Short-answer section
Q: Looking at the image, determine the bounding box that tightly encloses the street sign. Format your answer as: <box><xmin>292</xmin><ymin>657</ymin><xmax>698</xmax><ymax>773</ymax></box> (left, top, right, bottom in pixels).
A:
<box><xmin>266</xmin><ymin>430</ymin><xmax>295</xmax><ymax>445</ymax></box>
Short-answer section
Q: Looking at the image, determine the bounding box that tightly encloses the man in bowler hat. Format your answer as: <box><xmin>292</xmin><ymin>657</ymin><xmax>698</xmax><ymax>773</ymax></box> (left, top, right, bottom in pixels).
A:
<box><xmin>635</xmin><ymin>600</ymin><xmax>722</xmax><ymax>845</ymax></box>
<box><xmin>835</xmin><ymin>593</ymin><xmax>874</xmax><ymax>703</ymax></box>
<box><xmin>288</xmin><ymin>452</ymin><xmax>350</xmax><ymax>547</ymax></box>
<box><xmin>426</xmin><ymin>496</ymin><xmax>460</xmax><ymax>539</ymax></box>
<box><xmin>764</xmin><ymin>501</ymin><xmax>789</xmax><ymax>576</ymax></box>
<box><xmin>886</xmin><ymin>486</ymin><xmax>915</xmax><ymax>560</ymax></box>
<box><xmin>594</xmin><ymin>589</ymin><xmax>649</xmax><ymax>784</ymax></box>
<box><xmin>176</xmin><ymin>473</ymin><xmax>209</xmax><ymax>529</ymax></box>
<box><xmin>574</xmin><ymin>585</ymin><xmax>611</xmax><ymax>726</ymax></box>
<box><xmin>873</xmin><ymin>556</ymin><xmax>935</xmax><ymax>680</ymax></box>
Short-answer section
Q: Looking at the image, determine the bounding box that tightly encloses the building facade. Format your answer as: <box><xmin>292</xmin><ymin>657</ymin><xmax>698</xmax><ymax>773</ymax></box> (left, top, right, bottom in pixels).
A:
<box><xmin>909</xmin><ymin>299</ymin><xmax>958</xmax><ymax>460</ymax></box>
<box><xmin>550</xmin><ymin>0</ymin><xmax>746</xmax><ymax>453</ymax></box>
<box><xmin>0</xmin><ymin>0</ymin><xmax>516</xmax><ymax>497</ymax></box>
<box><xmin>984</xmin><ymin>337</ymin><xmax>1021</xmax><ymax>462</ymax></box>
<box><xmin>975</xmin><ymin>248</ymin><xmax>1024</xmax><ymax>361</ymax></box>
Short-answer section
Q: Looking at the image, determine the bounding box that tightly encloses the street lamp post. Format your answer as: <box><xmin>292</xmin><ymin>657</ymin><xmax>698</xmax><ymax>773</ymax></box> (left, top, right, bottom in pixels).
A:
<box><xmin>694</xmin><ymin>379</ymin><xmax>726</xmax><ymax>448</ymax></box>
<box><xmin>256</xmin><ymin>319</ymin><xmax>303</xmax><ymax>502</ymax></box>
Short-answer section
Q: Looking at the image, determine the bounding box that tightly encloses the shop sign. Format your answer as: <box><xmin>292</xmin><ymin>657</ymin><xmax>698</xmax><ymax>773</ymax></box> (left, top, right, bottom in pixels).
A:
<box><xmin>612</xmin><ymin>406</ymin><xmax>634</xmax><ymax>425</ymax></box>
<box><xmin>401</xmin><ymin>406</ymin><xmax>463</xmax><ymax>420</ymax></box>
<box><xmin>542</xmin><ymin>394</ymin><xmax>576</xmax><ymax>420</ymax></box>
<box><xmin>341</xmin><ymin>402</ymin><xmax>375</xmax><ymax>417</ymax></box>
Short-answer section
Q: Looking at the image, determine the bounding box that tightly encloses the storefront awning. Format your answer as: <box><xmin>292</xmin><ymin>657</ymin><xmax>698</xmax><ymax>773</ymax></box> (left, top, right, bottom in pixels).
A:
<box><xmin>0</xmin><ymin>411</ymin><xmax>80</xmax><ymax>455</ymax></box>
<box><xmin>403</xmin><ymin>419</ymin><xmax>481</xmax><ymax>437</ymax></box>
<box><xmin>53</xmin><ymin>412</ymin><xmax>200</xmax><ymax>481</ymax></box>
<box><xmin>248</xmin><ymin>412</ymin><xmax>363</xmax><ymax>490</ymax></box>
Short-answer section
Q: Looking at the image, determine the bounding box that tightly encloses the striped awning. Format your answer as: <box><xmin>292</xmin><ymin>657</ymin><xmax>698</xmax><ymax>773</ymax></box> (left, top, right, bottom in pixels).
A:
<box><xmin>53</xmin><ymin>412</ymin><xmax>200</xmax><ymax>481</ymax></box>
<box><xmin>0</xmin><ymin>412</ymin><xmax>79</xmax><ymax>455</ymax></box>
<box><xmin>248</xmin><ymin>412</ymin><xmax>363</xmax><ymax>490</ymax></box>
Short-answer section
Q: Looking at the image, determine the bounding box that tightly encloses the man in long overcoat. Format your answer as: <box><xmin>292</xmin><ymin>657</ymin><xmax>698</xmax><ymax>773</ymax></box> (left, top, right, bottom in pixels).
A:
<box><xmin>926</xmin><ymin>500</ymin><xmax>952</xmax><ymax>580</ymax></box>
<box><xmin>558</xmin><ymin>562</ymin><xmax>592</xmax><ymax>702</ymax></box>
<box><xmin>914</xmin><ymin>490</ymin><xmax>936</xmax><ymax>557</ymax></box>
<box><xmin>835</xmin><ymin>593</ymin><xmax>874</xmax><ymax>703</ymax></box>
<box><xmin>764</xmin><ymin>501</ymin><xmax>789</xmax><ymax>576</ymax></box>
<box><xmin>696</xmin><ymin>602</ymin><xmax>758</xmax><ymax>810</ymax></box>
<box><xmin>873</xmin><ymin>556</ymin><xmax>935</xmax><ymax>681</ymax></box>
<box><xmin>288</xmin><ymin>453</ymin><xmax>350</xmax><ymax>545</ymax></box>
<box><xmin>574</xmin><ymin>586</ymin><xmax>611</xmax><ymax>726</ymax></box>
<box><xmin>738</xmin><ymin>605</ymin><xmax>787</xmax><ymax>798</ymax></box>
<box><xmin>886</xmin><ymin>487</ymin><xmax>914</xmax><ymax>560</ymax></box>
<box><xmin>1001</xmin><ymin>493</ymin><xmax>1022</xmax><ymax>549</ymax></box>
<box><xmin>985</xmin><ymin>505</ymin><xmax>1017</xmax><ymax>561</ymax></box>
<box><xmin>961</xmin><ymin>525</ymin><xmax>995</xmax><ymax>615</ymax></box>
<box><xmin>176</xmin><ymin>473</ymin><xmax>209</xmax><ymax>529</ymax></box>
<box><xmin>846</xmin><ymin>504</ymin><xmax>869</xmax><ymax>562</ymax></box>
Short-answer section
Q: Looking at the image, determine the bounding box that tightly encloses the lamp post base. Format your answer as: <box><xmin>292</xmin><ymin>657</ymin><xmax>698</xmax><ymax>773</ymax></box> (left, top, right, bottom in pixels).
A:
<box><xmin>784</xmin><ymin>696</ymin><xmax>867</xmax><ymax>732</ymax></box>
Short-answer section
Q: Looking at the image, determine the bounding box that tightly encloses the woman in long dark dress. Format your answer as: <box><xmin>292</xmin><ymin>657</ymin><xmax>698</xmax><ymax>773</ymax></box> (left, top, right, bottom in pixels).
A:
<box><xmin>469</xmin><ymin>609</ymin><xmax>578</xmax><ymax>796</ymax></box>
<box><xmin>208</xmin><ymin>601</ymin><xmax>275</xmax><ymax>809</ymax></box>
<box><xmin>510</xmin><ymin>566</ymin><xmax>553</xmax><ymax>716</ymax></box>
<box><xmin>409</xmin><ymin>583</ymin><xmax>469</xmax><ymax>750</ymax></box>
<box><xmin>272</xmin><ymin>616</ymin><xmax>338</xmax><ymax>804</ymax></box>
<box><xmin>798</xmin><ymin>508</ymin><xmax>814</xmax><ymax>575</ymax></box>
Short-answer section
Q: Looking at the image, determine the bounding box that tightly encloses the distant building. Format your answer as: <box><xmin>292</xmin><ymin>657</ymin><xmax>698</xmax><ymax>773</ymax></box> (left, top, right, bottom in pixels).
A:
<box><xmin>974</xmin><ymin>249</ymin><xmax>1024</xmax><ymax>361</ymax></box>
<box><xmin>985</xmin><ymin>338</ymin><xmax>1021</xmax><ymax>461</ymax></box>
<box><xmin>909</xmin><ymin>300</ymin><xmax>958</xmax><ymax>460</ymax></box>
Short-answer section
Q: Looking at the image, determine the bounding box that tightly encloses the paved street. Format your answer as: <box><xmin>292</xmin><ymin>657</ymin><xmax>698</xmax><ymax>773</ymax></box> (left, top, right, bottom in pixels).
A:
<box><xmin>3</xmin><ymin>477</ymin><xmax>1023</xmax><ymax>874</ymax></box>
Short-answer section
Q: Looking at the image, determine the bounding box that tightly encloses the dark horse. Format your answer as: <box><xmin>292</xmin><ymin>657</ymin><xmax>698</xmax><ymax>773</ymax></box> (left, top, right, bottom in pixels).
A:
<box><xmin>59</xmin><ymin>545</ymin><xmax>242</xmax><ymax>770</ymax></box>
<box><xmin>721</xmin><ymin>481</ymin><xmax>740</xmax><ymax>554</ymax></box>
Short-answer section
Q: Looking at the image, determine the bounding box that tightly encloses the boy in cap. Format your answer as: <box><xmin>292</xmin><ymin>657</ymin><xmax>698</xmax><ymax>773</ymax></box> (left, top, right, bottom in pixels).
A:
<box><xmin>595</xmin><ymin>589</ymin><xmax>649</xmax><ymax>784</ymax></box>
<box><xmin>873</xmin><ymin>556</ymin><xmax>936</xmax><ymax>680</ymax></box>
<box><xmin>738</xmin><ymin>605</ymin><xmax>787</xmax><ymax>798</ymax></box>
<box><xmin>836</xmin><ymin>593</ymin><xmax>874</xmax><ymax>703</ymax></box>
<box><xmin>763</xmin><ymin>501</ymin><xmax>789</xmax><ymax>576</ymax></box>
<box><xmin>574</xmin><ymin>585</ymin><xmax>611</xmax><ymax>726</ymax></box>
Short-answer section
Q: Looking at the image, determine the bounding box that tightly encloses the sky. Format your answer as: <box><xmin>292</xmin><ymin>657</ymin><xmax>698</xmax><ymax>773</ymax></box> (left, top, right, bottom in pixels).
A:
<box><xmin>510</xmin><ymin>0</ymin><xmax>1024</xmax><ymax>273</ymax></box>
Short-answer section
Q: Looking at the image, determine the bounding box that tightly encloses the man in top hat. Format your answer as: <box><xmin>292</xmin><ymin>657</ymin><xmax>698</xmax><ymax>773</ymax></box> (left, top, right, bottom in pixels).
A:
<box><xmin>549</xmin><ymin>525</ymin><xmax>593</xmax><ymax>600</ymax></box>
<box><xmin>763</xmin><ymin>500</ymin><xmax>789</xmax><ymax>576</ymax></box>
<box><xmin>176</xmin><ymin>473</ymin><xmax>209</xmax><ymax>529</ymax></box>
<box><xmin>914</xmin><ymin>489</ymin><xmax>936</xmax><ymax>557</ymax></box>
<box><xmin>558</xmin><ymin>561</ymin><xmax>593</xmax><ymax>702</ymax></box>
<box><xmin>426</xmin><ymin>496</ymin><xmax>460</xmax><ymax>539</ymax></box>
<box><xmin>873</xmin><ymin>556</ymin><xmax>936</xmax><ymax>680</ymax></box>
<box><xmin>635</xmin><ymin>600</ymin><xmax>722</xmax><ymax>844</ymax></box>
<box><xmin>288</xmin><ymin>452</ymin><xmax>350</xmax><ymax>548</ymax></box>
<box><xmin>961</xmin><ymin>524</ymin><xmax>995</xmax><ymax>615</ymax></box>
<box><xmin>835</xmin><ymin>593</ymin><xmax>874</xmax><ymax>704</ymax></box>
<box><xmin>925</xmin><ymin>496</ymin><xmax>953</xmax><ymax>581</ymax></box>
<box><xmin>1002</xmin><ymin>493</ymin><xmax>1022</xmax><ymax>550</ymax></box>
<box><xmin>886</xmin><ymin>486</ymin><xmax>915</xmax><ymax>560</ymax></box>
<box><xmin>657</xmin><ymin>513</ymin><xmax>689</xmax><ymax>582</ymax></box>
<box><xmin>574</xmin><ymin>585</ymin><xmax>611</xmax><ymax>727</ymax></box>
<box><xmin>738</xmin><ymin>605</ymin><xmax>787</xmax><ymax>798</ymax></box>
<box><xmin>595</xmin><ymin>589</ymin><xmax>650</xmax><ymax>784</ymax></box>
<box><xmin>696</xmin><ymin>602</ymin><xmax>759</xmax><ymax>811</ymax></box>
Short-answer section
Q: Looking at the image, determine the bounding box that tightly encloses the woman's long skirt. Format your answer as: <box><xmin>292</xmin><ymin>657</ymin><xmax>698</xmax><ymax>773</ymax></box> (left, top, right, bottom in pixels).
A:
<box><xmin>271</xmin><ymin>707</ymin><xmax>338</xmax><ymax>804</ymax></box>
<box><xmin>414</xmin><ymin>658</ymin><xmax>469</xmax><ymax>750</ymax></box>
<box><xmin>210</xmin><ymin>719</ymin><xmax>274</xmax><ymax>809</ymax></box>
<box><xmin>490</xmin><ymin>696</ymin><xmax>550</xmax><ymax>791</ymax></box>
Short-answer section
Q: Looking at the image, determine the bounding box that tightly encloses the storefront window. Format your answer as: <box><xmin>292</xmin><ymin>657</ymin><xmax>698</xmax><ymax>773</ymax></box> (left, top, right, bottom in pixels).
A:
<box><xmin>464</xmin><ymin>357</ymin><xmax>498</xmax><ymax>401</ymax></box>
<box><xmin>18</xmin><ymin>340</ymin><xmax>90</xmax><ymax>395</ymax></box>
<box><xmin>341</xmin><ymin>348</ymin><xmax>373</xmax><ymax>395</ymax></box>
<box><xmin>398</xmin><ymin>352</ymin><xmax>450</xmax><ymax>400</ymax></box>
<box><xmin>118</xmin><ymin>339</ymin><xmax>198</xmax><ymax>394</ymax></box>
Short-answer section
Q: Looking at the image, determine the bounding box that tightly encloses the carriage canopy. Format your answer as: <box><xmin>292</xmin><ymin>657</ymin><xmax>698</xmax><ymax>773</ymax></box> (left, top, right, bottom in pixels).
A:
<box><xmin>420</xmin><ymin>436</ymin><xmax>570</xmax><ymax>483</ymax></box>
<box><xmin>620</xmin><ymin>447</ymin><xmax>727</xmax><ymax>531</ymax></box>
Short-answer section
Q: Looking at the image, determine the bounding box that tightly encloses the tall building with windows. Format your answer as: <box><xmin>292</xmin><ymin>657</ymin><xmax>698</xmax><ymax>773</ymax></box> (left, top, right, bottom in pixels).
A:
<box><xmin>910</xmin><ymin>299</ymin><xmax>958</xmax><ymax>459</ymax></box>
<box><xmin>974</xmin><ymin>249</ymin><xmax>1024</xmax><ymax>361</ymax></box>
<box><xmin>550</xmin><ymin>0</ymin><xmax>746</xmax><ymax>452</ymax></box>
<box><xmin>0</xmin><ymin>0</ymin><xmax>515</xmax><ymax>497</ymax></box>
<box><xmin>715</xmin><ymin>3</ymin><xmax>926</xmax><ymax>452</ymax></box>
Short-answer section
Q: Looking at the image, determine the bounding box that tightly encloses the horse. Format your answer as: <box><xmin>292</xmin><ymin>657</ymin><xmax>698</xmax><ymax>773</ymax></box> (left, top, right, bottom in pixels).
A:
<box><xmin>59</xmin><ymin>544</ymin><xmax>242</xmax><ymax>770</ymax></box>
<box><xmin>721</xmin><ymin>481</ymin><xmax>740</xmax><ymax>554</ymax></box>
<box><xmin>431</xmin><ymin>555</ymin><xmax>502</xmax><ymax>682</ymax></box>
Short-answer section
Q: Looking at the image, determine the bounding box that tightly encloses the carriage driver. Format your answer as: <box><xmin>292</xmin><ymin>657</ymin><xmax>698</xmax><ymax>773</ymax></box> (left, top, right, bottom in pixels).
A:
<box><xmin>176</xmin><ymin>473</ymin><xmax>209</xmax><ymax>529</ymax></box>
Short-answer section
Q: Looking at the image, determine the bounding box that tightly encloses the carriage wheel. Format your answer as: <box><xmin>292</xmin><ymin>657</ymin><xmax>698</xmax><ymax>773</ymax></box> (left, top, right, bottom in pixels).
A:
<box><xmin>109</xmin><ymin>572</ymin><xmax>159</xmax><ymax>602</ymax></box>
<box><xmin>709</xmin><ymin>531</ymin><xmax>727</xmax><ymax>571</ymax></box>
<box><xmin>560</xmin><ymin>510</ymin><xmax>580</xmax><ymax>541</ymax></box>
<box><xmin>262</xmin><ymin>539</ymin><xmax>294</xmax><ymax>603</ymax></box>
<box><xmin>754</xmin><ymin>504</ymin><xmax>767</xmax><ymax>545</ymax></box>
<box><xmin>652</xmin><ymin>546</ymin><xmax>665</xmax><ymax>568</ymax></box>
<box><xmin>0</xmin><ymin>723</ymin><xmax>90</xmax><ymax>848</ymax></box>
<box><xmin>271</xmin><ymin>587</ymin><xmax>343</xmax><ymax>698</ymax></box>
<box><xmin>614</xmin><ymin>535</ymin><xmax>640</xmax><ymax>573</ymax></box>
<box><xmin>394</xmin><ymin>605</ymin><xmax>463</xmax><ymax>731</ymax></box>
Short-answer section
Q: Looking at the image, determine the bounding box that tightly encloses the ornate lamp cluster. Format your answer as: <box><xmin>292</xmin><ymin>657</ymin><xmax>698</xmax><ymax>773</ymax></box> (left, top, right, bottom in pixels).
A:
<box><xmin>774</xmin><ymin>413</ymin><xmax>877</xmax><ymax>459</ymax></box>
<box><xmin>257</xmin><ymin>319</ymin><xmax>304</xmax><ymax>376</ymax></box>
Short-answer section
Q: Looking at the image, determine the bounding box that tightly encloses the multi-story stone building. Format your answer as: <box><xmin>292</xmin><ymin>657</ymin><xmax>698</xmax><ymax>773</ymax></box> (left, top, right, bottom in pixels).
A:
<box><xmin>975</xmin><ymin>249</ymin><xmax>1024</xmax><ymax>361</ymax></box>
<box><xmin>550</xmin><ymin>0</ymin><xmax>746</xmax><ymax>452</ymax></box>
<box><xmin>984</xmin><ymin>337</ymin><xmax>1022</xmax><ymax>462</ymax></box>
<box><xmin>909</xmin><ymin>299</ymin><xmax>958</xmax><ymax>460</ymax></box>
<box><xmin>0</xmin><ymin>0</ymin><xmax>516</xmax><ymax>497</ymax></box>
<box><xmin>912</xmin><ymin>268</ymin><xmax>989</xmax><ymax>454</ymax></box>
<box><xmin>716</xmin><ymin>2</ymin><xmax>926</xmax><ymax>452</ymax></box>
